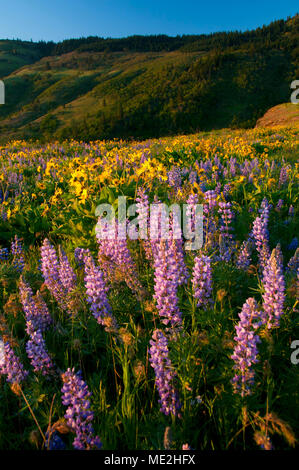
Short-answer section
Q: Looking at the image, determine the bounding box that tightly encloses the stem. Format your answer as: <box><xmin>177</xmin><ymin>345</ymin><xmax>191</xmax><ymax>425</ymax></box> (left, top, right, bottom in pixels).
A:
<box><xmin>20</xmin><ymin>387</ymin><xmax>46</xmax><ymax>444</ymax></box>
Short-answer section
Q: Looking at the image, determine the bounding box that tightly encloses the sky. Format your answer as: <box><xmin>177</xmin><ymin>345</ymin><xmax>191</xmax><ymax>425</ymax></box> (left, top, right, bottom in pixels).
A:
<box><xmin>0</xmin><ymin>0</ymin><xmax>298</xmax><ymax>42</ymax></box>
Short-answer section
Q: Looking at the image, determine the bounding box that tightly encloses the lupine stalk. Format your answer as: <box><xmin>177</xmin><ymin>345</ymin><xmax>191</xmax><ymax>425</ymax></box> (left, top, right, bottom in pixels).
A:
<box><xmin>11</xmin><ymin>235</ymin><xmax>25</xmax><ymax>272</ymax></box>
<box><xmin>153</xmin><ymin>239</ymin><xmax>182</xmax><ymax>326</ymax></box>
<box><xmin>192</xmin><ymin>255</ymin><xmax>213</xmax><ymax>310</ymax></box>
<box><xmin>169</xmin><ymin>212</ymin><xmax>189</xmax><ymax>285</ymax></box>
<box><xmin>19</xmin><ymin>278</ymin><xmax>52</xmax><ymax>333</ymax></box>
<box><xmin>83</xmin><ymin>252</ymin><xmax>117</xmax><ymax>331</ymax></box>
<box><xmin>252</xmin><ymin>199</ymin><xmax>271</xmax><ymax>272</ymax></box>
<box><xmin>287</xmin><ymin>248</ymin><xmax>299</xmax><ymax>273</ymax></box>
<box><xmin>0</xmin><ymin>340</ymin><xmax>28</xmax><ymax>384</ymax></box>
<box><xmin>149</xmin><ymin>330</ymin><xmax>181</xmax><ymax>417</ymax></box>
<box><xmin>58</xmin><ymin>247</ymin><xmax>77</xmax><ymax>293</ymax></box>
<box><xmin>26</xmin><ymin>328</ymin><xmax>54</xmax><ymax>375</ymax></box>
<box><xmin>96</xmin><ymin>218</ymin><xmax>141</xmax><ymax>293</ymax></box>
<box><xmin>40</xmin><ymin>239</ymin><xmax>67</xmax><ymax>310</ymax></box>
<box><xmin>231</xmin><ymin>298</ymin><xmax>262</xmax><ymax>397</ymax></box>
<box><xmin>262</xmin><ymin>245</ymin><xmax>285</xmax><ymax>329</ymax></box>
<box><xmin>61</xmin><ymin>368</ymin><xmax>102</xmax><ymax>450</ymax></box>
<box><xmin>236</xmin><ymin>239</ymin><xmax>253</xmax><ymax>271</ymax></box>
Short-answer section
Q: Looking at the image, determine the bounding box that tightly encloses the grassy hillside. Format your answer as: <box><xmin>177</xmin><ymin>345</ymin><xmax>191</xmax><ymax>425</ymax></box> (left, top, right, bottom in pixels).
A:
<box><xmin>0</xmin><ymin>15</ymin><xmax>298</xmax><ymax>142</ymax></box>
<box><xmin>256</xmin><ymin>102</ymin><xmax>299</xmax><ymax>127</ymax></box>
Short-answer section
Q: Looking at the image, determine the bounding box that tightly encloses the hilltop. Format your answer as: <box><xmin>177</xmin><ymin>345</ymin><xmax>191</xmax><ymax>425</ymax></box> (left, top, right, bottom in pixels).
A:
<box><xmin>255</xmin><ymin>102</ymin><xmax>299</xmax><ymax>128</ymax></box>
<box><xmin>0</xmin><ymin>14</ymin><xmax>298</xmax><ymax>142</ymax></box>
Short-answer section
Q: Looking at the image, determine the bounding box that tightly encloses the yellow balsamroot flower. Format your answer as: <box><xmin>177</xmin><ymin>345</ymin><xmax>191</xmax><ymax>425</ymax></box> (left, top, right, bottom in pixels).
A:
<box><xmin>55</xmin><ymin>188</ymin><xmax>63</xmax><ymax>197</ymax></box>
<box><xmin>192</xmin><ymin>182</ymin><xmax>201</xmax><ymax>192</ymax></box>
<box><xmin>98</xmin><ymin>168</ymin><xmax>112</xmax><ymax>183</ymax></box>
<box><xmin>72</xmin><ymin>181</ymin><xmax>83</xmax><ymax>197</ymax></box>
<box><xmin>41</xmin><ymin>204</ymin><xmax>49</xmax><ymax>216</ymax></box>
<box><xmin>80</xmin><ymin>188</ymin><xmax>88</xmax><ymax>204</ymax></box>
<box><xmin>136</xmin><ymin>160</ymin><xmax>151</xmax><ymax>177</ymax></box>
<box><xmin>45</xmin><ymin>159</ymin><xmax>57</xmax><ymax>176</ymax></box>
<box><xmin>267</xmin><ymin>178</ymin><xmax>276</xmax><ymax>188</ymax></box>
<box><xmin>70</xmin><ymin>169</ymin><xmax>88</xmax><ymax>185</ymax></box>
<box><xmin>237</xmin><ymin>176</ymin><xmax>246</xmax><ymax>183</ymax></box>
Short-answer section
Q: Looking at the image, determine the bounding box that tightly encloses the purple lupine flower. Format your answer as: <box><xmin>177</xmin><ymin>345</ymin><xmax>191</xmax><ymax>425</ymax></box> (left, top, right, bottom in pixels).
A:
<box><xmin>83</xmin><ymin>252</ymin><xmax>117</xmax><ymax>331</ymax></box>
<box><xmin>45</xmin><ymin>431</ymin><xmax>66</xmax><ymax>450</ymax></box>
<box><xmin>153</xmin><ymin>239</ymin><xmax>182</xmax><ymax>326</ymax></box>
<box><xmin>228</xmin><ymin>157</ymin><xmax>237</xmax><ymax>177</ymax></box>
<box><xmin>222</xmin><ymin>183</ymin><xmax>231</xmax><ymax>199</ymax></box>
<box><xmin>149</xmin><ymin>198</ymin><xmax>164</xmax><ymax>261</ymax></box>
<box><xmin>169</xmin><ymin>212</ymin><xmax>189</xmax><ymax>285</ymax></box>
<box><xmin>136</xmin><ymin>187</ymin><xmax>152</xmax><ymax>260</ymax></box>
<box><xmin>0</xmin><ymin>341</ymin><xmax>29</xmax><ymax>384</ymax></box>
<box><xmin>231</xmin><ymin>298</ymin><xmax>262</xmax><ymax>397</ymax></box>
<box><xmin>26</xmin><ymin>329</ymin><xmax>54</xmax><ymax>376</ymax></box>
<box><xmin>275</xmin><ymin>199</ymin><xmax>283</xmax><ymax>212</ymax></box>
<box><xmin>236</xmin><ymin>239</ymin><xmax>253</xmax><ymax>271</ymax></box>
<box><xmin>167</xmin><ymin>167</ymin><xmax>182</xmax><ymax>188</ymax></box>
<box><xmin>288</xmin><ymin>205</ymin><xmax>294</xmax><ymax>217</ymax></box>
<box><xmin>287</xmin><ymin>238</ymin><xmax>298</xmax><ymax>251</ymax></box>
<box><xmin>0</xmin><ymin>247</ymin><xmax>9</xmax><ymax>262</ymax></box>
<box><xmin>192</xmin><ymin>255</ymin><xmax>213</xmax><ymax>310</ymax></box>
<box><xmin>188</xmin><ymin>170</ymin><xmax>197</xmax><ymax>184</ymax></box>
<box><xmin>58</xmin><ymin>247</ymin><xmax>77</xmax><ymax>293</ymax></box>
<box><xmin>19</xmin><ymin>278</ymin><xmax>52</xmax><ymax>333</ymax></box>
<box><xmin>0</xmin><ymin>206</ymin><xmax>7</xmax><ymax>221</ymax></box>
<box><xmin>149</xmin><ymin>330</ymin><xmax>181</xmax><ymax>417</ymax></box>
<box><xmin>278</xmin><ymin>166</ymin><xmax>288</xmax><ymax>187</ymax></box>
<box><xmin>186</xmin><ymin>193</ymin><xmax>199</xmax><ymax>238</ymax></box>
<box><xmin>287</xmin><ymin>248</ymin><xmax>299</xmax><ymax>273</ymax></box>
<box><xmin>61</xmin><ymin>368</ymin><xmax>102</xmax><ymax>450</ymax></box>
<box><xmin>11</xmin><ymin>235</ymin><xmax>25</xmax><ymax>272</ymax></box>
<box><xmin>136</xmin><ymin>187</ymin><xmax>149</xmax><ymax>240</ymax></box>
<box><xmin>252</xmin><ymin>199</ymin><xmax>271</xmax><ymax>272</ymax></box>
<box><xmin>40</xmin><ymin>239</ymin><xmax>67</xmax><ymax>310</ymax></box>
<box><xmin>262</xmin><ymin>245</ymin><xmax>285</xmax><ymax>329</ymax></box>
<box><xmin>259</xmin><ymin>197</ymin><xmax>272</xmax><ymax>216</ymax></box>
<box><xmin>218</xmin><ymin>201</ymin><xmax>234</xmax><ymax>242</ymax></box>
<box><xmin>218</xmin><ymin>201</ymin><xmax>234</xmax><ymax>262</ymax></box>
<box><xmin>96</xmin><ymin>218</ymin><xmax>141</xmax><ymax>293</ymax></box>
<box><xmin>74</xmin><ymin>247</ymin><xmax>90</xmax><ymax>266</ymax></box>
<box><xmin>203</xmin><ymin>190</ymin><xmax>218</xmax><ymax>212</ymax></box>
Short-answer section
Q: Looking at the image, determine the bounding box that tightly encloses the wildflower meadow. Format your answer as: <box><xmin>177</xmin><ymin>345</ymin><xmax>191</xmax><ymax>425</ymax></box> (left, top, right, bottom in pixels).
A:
<box><xmin>0</xmin><ymin>127</ymin><xmax>298</xmax><ymax>451</ymax></box>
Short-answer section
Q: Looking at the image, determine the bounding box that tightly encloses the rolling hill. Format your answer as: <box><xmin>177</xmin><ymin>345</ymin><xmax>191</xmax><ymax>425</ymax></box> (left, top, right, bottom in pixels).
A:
<box><xmin>0</xmin><ymin>14</ymin><xmax>298</xmax><ymax>142</ymax></box>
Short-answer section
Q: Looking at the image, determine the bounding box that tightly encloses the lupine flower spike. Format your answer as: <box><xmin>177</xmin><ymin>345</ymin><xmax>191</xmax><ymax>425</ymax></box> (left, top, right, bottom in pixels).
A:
<box><xmin>61</xmin><ymin>368</ymin><xmax>102</xmax><ymax>450</ymax></box>
<box><xmin>149</xmin><ymin>330</ymin><xmax>181</xmax><ymax>417</ymax></box>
